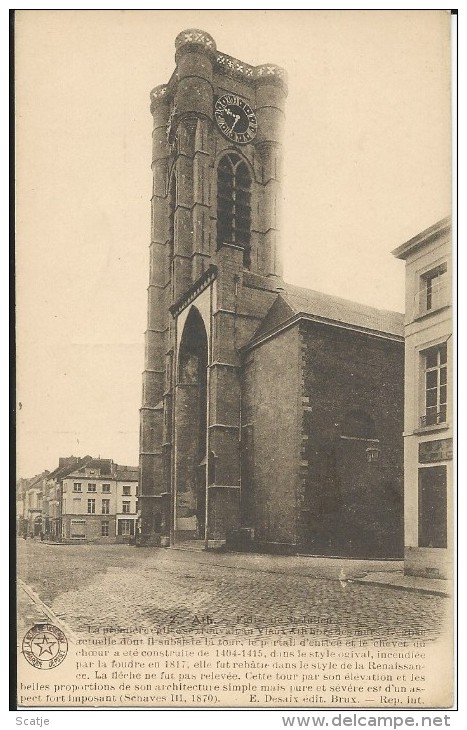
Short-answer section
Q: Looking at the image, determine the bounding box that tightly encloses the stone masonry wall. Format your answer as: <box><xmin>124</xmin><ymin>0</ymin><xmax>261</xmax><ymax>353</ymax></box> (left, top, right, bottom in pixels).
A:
<box><xmin>298</xmin><ymin>320</ymin><xmax>404</xmax><ymax>558</ymax></box>
<box><xmin>241</xmin><ymin>325</ymin><xmax>301</xmax><ymax>546</ymax></box>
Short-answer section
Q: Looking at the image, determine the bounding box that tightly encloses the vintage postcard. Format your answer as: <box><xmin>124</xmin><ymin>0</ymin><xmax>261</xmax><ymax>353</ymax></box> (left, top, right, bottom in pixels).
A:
<box><xmin>15</xmin><ymin>10</ymin><xmax>454</xmax><ymax>710</ymax></box>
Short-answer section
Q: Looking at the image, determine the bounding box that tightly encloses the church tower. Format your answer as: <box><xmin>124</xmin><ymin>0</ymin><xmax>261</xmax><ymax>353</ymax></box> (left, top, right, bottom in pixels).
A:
<box><xmin>139</xmin><ymin>29</ymin><xmax>287</xmax><ymax>546</ymax></box>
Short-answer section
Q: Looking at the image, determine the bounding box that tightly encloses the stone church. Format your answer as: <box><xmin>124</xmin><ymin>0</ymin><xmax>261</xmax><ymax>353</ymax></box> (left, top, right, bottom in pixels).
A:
<box><xmin>139</xmin><ymin>29</ymin><xmax>405</xmax><ymax>558</ymax></box>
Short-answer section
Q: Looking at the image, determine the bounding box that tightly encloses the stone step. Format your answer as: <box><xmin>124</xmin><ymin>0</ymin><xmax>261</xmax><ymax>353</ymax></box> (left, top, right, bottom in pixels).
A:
<box><xmin>171</xmin><ymin>540</ymin><xmax>206</xmax><ymax>552</ymax></box>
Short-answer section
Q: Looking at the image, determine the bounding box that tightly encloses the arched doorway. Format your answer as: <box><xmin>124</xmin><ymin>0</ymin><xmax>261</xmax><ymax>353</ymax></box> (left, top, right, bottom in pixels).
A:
<box><xmin>33</xmin><ymin>515</ymin><xmax>43</xmax><ymax>538</ymax></box>
<box><xmin>174</xmin><ymin>307</ymin><xmax>208</xmax><ymax>542</ymax></box>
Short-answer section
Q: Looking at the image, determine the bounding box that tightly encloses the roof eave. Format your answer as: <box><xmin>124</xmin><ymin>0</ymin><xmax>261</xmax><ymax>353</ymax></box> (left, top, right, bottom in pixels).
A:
<box><xmin>243</xmin><ymin>311</ymin><xmax>403</xmax><ymax>353</ymax></box>
<box><xmin>391</xmin><ymin>216</ymin><xmax>451</xmax><ymax>260</ymax></box>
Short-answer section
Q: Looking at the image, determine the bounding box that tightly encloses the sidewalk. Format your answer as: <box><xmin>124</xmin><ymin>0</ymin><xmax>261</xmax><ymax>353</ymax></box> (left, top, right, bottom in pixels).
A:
<box><xmin>167</xmin><ymin>543</ymin><xmax>451</xmax><ymax>597</ymax></box>
<box><xmin>352</xmin><ymin>569</ymin><xmax>451</xmax><ymax>597</ymax></box>
<box><xmin>17</xmin><ymin>581</ymin><xmax>50</xmax><ymax>639</ymax></box>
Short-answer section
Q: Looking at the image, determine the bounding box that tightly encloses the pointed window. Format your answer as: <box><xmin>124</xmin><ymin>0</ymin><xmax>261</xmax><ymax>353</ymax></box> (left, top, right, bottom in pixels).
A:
<box><xmin>217</xmin><ymin>154</ymin><xmax>252</xmax><ymax>268</ymax></box>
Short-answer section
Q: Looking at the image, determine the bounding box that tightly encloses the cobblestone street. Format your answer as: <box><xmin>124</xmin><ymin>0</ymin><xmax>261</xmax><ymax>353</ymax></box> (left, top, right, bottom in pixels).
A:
<box><xmin>17</xmin><ymin>540</ymin><xmax>449</xmax><ymax>643</ymax></box>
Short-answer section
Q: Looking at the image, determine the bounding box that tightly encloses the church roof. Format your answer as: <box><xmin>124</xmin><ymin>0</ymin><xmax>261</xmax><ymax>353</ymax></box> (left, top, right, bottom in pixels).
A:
<box><xmin>250</xmin><ymin>282</ymin><xmax>404</xmax><ymax>346</ymax></box>
<box><xmin>284</xmin><ymin>283</ymin><xmax>404</xmax><ymax>336</ymax></box>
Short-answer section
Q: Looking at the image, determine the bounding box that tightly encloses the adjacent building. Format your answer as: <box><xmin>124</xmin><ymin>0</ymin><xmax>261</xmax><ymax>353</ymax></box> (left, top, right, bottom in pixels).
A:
<box><xmin>392</xmin><ymin>217</ymin><xmax>452</xmax><ymax>578</ymax></box>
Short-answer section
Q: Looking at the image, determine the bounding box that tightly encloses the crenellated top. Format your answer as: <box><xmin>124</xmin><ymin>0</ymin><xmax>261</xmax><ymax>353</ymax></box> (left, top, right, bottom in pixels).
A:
<box><xmin>173</xmin><ymin>28</ymin><xmax>287</xmax><ymax>90</ymax></box>
<box><xmin>254</xmin><ymin>63</ymin><xmax>287</xmax><ymax>86</ymax></box>
<box><xmin>216</xmin><ymin>54</ymin><xmax>287</xmax><ymax>90</ymax></box>
<box><xmin>175</xmin><ymin>28</ymin><xmax>216</xmax><ymax>51</ymax></box>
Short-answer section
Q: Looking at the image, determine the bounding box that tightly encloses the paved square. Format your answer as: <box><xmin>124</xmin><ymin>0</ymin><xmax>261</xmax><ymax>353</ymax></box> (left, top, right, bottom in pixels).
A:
<box><xmin>17</xmin><ymin>541</ymin><xmax>447</xmax><ymax>642</ymax></box>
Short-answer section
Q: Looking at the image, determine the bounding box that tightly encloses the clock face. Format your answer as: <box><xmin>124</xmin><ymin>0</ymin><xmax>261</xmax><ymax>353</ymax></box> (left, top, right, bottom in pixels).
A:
<box><xmin>214</xmin><ymin>94</ymin><xmax>257</xmax><ymax>144</ymax></box>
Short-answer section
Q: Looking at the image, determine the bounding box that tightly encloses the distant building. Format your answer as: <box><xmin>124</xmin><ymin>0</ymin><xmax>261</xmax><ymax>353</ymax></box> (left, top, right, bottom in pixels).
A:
<box><xmin>42</xmin><ymin>456</ymin><xmax>92</xmax><ymax>539</ymax></box>
<box><xmin>16</xmin><ymin>494</ymin><xmax>25</xmax><ymax>537</ymax></box>
<box><xmin>61</xmin><ymin>459</ymin><xmax>138</xmax><ymax>543</ymax></box>
<box><xmin>21</xmin><ymin>474</ymin><xmax>46</xmax><ymax>537</ymax></box>
<box><xmin>16</xmin><ymin>472</ymin><xmax>49</xmax><ymax>537</ymax></box>
<box><xmin>18</xmin><ymin>457</ymin><xmax>139</xmax><ymax>544</ymax></box>
<box><xmin>115</xmin><ymin>465</ymin><xmax>139</xmax><ymax>540</ymax></box>
<box><xmin>392</xmin><ymin>217</ymin><xmax>452</xmax><ymax>578</ymax></box>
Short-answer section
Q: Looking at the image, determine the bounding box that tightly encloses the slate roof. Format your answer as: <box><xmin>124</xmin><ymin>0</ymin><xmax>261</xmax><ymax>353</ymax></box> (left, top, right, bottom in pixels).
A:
<box><xmin>16</xmin><ymin>471</ymin><xmax>50</xmax><ymax>496</ymax></box>
<box><xmin>84</xmin><ymin>458</ymin><xmax>113</xmax><ymax>476</ymax></box>
<box><xmin>116</xmin><ymin>465</ymin><xmax>139</xmax><ymax>481</ymax></box>
<box><xmin>24</xmin><ymin>472</ymin><xmax>48</xmax><ymax>491</ymax></box>
<box><xmin>251</xmin><ymin>282</ymin><xmax>404</xmax><ymax>344</ymax></box>
<box><xmin>66</xmin><ymin>457</ymin><xmax>113</xmax><ymax>479</ymax></box>
<box><xmin>284</xmin><ymin>283</ymin><xmax>404</xmax><ymax>337</ymax></box>
<box><xmin>47</xmin><ymin>455</ymin><xmax>93</xmax><ymax>482</ymax></box>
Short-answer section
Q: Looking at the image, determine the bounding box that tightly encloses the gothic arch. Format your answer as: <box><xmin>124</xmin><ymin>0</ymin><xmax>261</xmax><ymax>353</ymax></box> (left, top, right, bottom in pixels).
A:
<box><xmin>178</xmin><ymin>306</ymin><xmax>208</xmax><ymax>388</ymax></box>
<box><xmin>174</xmin><ymin>306</ymin><xmax>209</xmax><ymax>540</ymax></box>
<box><xmin>215</xmin><ymin>151</ymin><xmax>254</xmax><ymax>268</ymax></box>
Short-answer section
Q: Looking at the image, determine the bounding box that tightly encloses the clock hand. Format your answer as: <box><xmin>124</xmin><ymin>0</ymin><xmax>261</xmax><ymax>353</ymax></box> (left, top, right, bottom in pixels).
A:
<box><xmin>231</xmin><ymin>114</ymin><xmax>241</xmax><ymax>131</ymax></box>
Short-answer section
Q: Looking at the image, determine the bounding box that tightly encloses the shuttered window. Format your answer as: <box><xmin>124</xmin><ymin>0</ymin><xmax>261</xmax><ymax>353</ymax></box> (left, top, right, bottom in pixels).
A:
<box><xmin>217</xmin><ymin>154</ymin><xmax>252</xmax><ymax>268</ymax></box>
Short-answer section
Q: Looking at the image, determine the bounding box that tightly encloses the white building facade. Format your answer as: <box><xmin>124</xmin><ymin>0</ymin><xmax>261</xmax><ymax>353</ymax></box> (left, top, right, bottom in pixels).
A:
<box><xmin>393</xmin><ymin>217</ymin><xmax>452</xmax><ymax>578</ymax></box>
<box><xmin>61</xmin><ymin>460</ymin><xmax>138</xmax><ymax>543</ymax></box>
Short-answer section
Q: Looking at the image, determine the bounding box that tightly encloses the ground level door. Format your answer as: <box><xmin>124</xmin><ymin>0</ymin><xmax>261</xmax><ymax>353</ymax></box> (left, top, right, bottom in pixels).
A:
<box><xmin>418</xmin><ymin>465</ymin><xmax>447</xmax><ymax>548</ymax></box>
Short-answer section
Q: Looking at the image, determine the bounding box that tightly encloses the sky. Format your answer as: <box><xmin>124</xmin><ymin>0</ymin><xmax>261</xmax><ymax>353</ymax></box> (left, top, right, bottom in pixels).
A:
<box><xmin>15</xmin><ymin>10</ymin><xmax>452</xmax><ymax>478</ymax></box>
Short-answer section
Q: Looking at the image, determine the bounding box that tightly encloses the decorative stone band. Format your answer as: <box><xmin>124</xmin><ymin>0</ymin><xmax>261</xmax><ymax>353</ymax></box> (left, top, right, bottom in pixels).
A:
<box><xmin>215</xmin><ymin>52</ymin><xmax>255</xmax><ymax>78</ymax></box>
<box><xmin>169</xmin><ymin>264</ymin><xmax>218</xmax><ymax>318</ymax></box>
<box><xmin>216</xmin><ymin>54</ymin><xmax>287</xmax><ymax>88</ymax></box>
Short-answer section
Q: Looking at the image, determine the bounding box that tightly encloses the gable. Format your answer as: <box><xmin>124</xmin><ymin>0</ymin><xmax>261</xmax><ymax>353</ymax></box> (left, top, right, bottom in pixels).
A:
<box><xmin>253</xmin><ymin>293</ymin><xmax>295</xmax><ymax>339</ymax></box>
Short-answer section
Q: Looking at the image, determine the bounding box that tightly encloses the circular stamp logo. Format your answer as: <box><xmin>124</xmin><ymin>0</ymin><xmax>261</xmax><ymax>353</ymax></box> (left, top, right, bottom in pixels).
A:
<box><xmin>22</xmin><ymin>623</ymin><xmax>68</xmax><ymax>670</ymax></box>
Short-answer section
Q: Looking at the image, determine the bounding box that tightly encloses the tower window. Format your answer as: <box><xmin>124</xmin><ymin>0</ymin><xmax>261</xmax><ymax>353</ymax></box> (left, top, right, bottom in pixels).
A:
<box><xmin>217</xmin><ymin>154</ymin><xmax>252</xmax><ymax>268</ymax></box>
